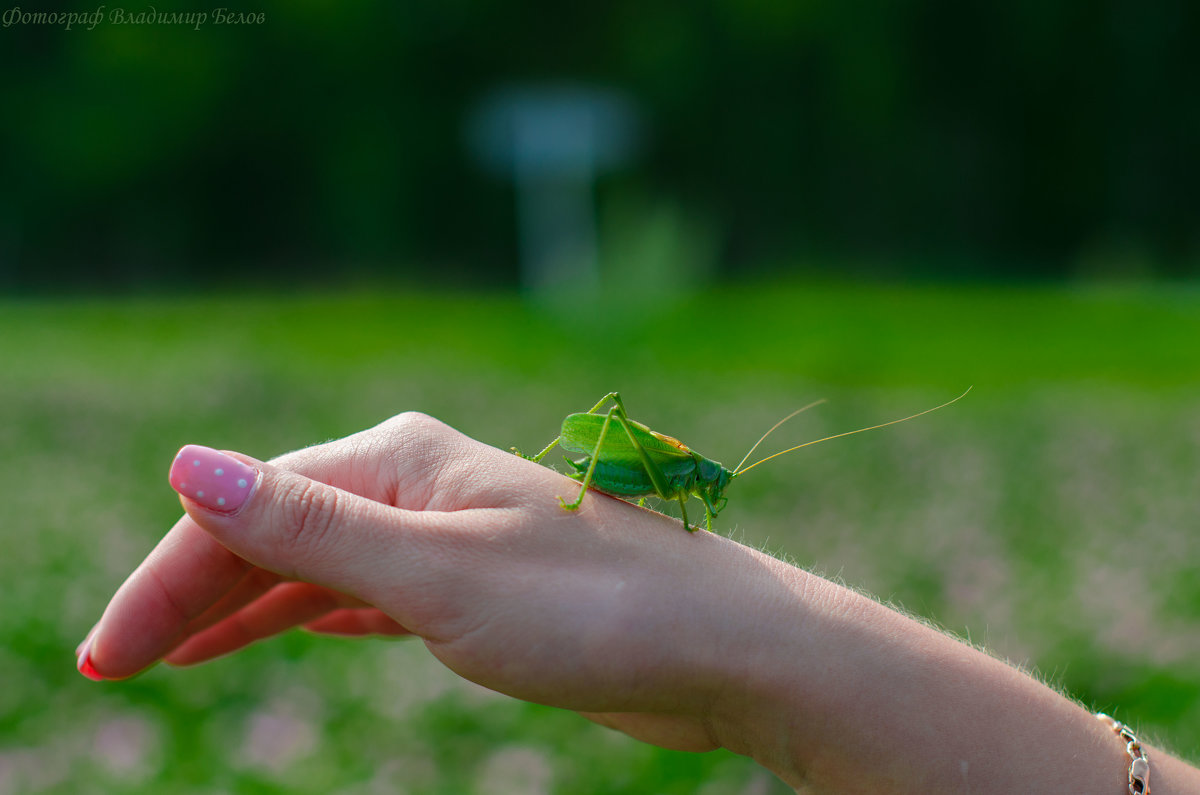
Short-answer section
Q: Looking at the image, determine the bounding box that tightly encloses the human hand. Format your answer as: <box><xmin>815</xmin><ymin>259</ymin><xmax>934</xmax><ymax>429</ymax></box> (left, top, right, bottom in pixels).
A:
<box><xmin>82</xmin><ymin>412</ymin><xmax>1200</xmax><ymax>792</ymax></box>
<box><xmin>78</xmin><ymin>412</ymin><xmax>798</xmax><ymax>754</ymax></box>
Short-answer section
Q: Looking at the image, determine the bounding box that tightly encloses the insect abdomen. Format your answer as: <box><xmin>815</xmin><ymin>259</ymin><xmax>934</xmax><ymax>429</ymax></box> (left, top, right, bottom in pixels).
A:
<box><xmin>568</xmin><ymin>458</ymin><xmax>654</xmax><ymax>496</ymax></box>
<box><xmin>568</xmin><ymin>457</ymin><xmax>697</xmax><ymax>497</ymax></box>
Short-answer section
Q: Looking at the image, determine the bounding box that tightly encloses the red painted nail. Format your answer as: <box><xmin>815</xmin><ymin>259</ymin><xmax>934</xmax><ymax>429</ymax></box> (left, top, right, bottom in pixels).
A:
<box><xmin>76</xmin><ymin>637</ymin><xmax>104</xmax><ymax>682</ymax></box>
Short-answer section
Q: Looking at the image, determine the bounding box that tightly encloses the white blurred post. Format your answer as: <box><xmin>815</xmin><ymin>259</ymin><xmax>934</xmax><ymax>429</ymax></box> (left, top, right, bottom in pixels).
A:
<box><xmin>467</xmin><ymin>85</ymin><xmax>639</xmax><ymax>297</ymax></box>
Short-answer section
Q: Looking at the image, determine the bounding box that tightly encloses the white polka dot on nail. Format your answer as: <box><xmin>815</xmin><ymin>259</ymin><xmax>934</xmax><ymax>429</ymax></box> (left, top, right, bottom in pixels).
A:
<box><xmin>214</xmin><ymin>468</ymin><xmax>224</xmax><ymax>476</ymax></box>
<box><xmin>192</xmin><ymin>459</ymin><xmax>201</xmax><ymax>467</ymax></box>
<box><xmin>237</xmin><ymin>478</ymin><xmax>248</xmax><ymax>488</ymax></box>
<box><xmin>196</xmin><ymin>490</ymin><xmax>205</xmax><ymax>498</ymax></box>
<box><xmin>217</xmin><ymin>497</ymin><xmax>226</xmax><ymax>506</ymax></box>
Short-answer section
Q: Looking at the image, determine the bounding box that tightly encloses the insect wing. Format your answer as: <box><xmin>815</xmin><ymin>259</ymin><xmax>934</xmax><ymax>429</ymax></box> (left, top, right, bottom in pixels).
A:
<box><xmin>558</xmin><ymin>412</ymin><xmax>694</xmax><ymax>462</ymax></box>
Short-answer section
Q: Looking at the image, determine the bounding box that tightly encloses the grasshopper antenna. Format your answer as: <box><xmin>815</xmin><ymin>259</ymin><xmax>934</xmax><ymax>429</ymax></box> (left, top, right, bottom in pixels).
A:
<box><xmin>733</xmin><ymin>399</ymin><xmax>827</xmax><ymax>475</ymax></box>
<box><xmin>732</xmin><ymin>387</ymin><xmax>972</xmax><ymax>478</ymax></box>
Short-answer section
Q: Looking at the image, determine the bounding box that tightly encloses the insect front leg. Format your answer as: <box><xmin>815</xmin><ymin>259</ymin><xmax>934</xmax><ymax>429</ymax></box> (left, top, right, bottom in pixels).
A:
<box><xmin>698</xmin><ymin>492</ymin><xmax>719</xmax><ymax>533</ymax></box>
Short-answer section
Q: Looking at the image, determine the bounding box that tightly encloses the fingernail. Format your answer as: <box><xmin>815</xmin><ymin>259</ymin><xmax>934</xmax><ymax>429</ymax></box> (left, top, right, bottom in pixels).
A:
<box><xmin>76</xmin><ymin>636</ymin><xmax>104</xmax><ymax>682</ymax></box>
<box><xmin>169</xmin><ymin>445</ymin><xmax>259</xmax><ymax>514</ymax></box>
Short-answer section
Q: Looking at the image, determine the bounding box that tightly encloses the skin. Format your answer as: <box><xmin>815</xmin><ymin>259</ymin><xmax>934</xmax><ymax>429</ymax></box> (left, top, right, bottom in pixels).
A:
<box><xmin>80</xmin><ymin>412</ymin><xmax>1200</xmax><ymax>793</ymax></box>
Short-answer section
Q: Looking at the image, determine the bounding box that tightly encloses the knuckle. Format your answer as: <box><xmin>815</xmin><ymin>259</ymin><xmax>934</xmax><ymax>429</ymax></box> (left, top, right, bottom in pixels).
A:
<box><xmin>375</xmin><ymin>409</ymin><xmax>456</xmax><ymax>464</ymax></box>
<box><xmin>377</xmin><ymin>410</ymin><xmax>445</xmax><ymax>440</ymax></box>
<box><xmin>365</xmin><ymin>410</ymin><xmax>483</xmax><ymax>508</ymax></box>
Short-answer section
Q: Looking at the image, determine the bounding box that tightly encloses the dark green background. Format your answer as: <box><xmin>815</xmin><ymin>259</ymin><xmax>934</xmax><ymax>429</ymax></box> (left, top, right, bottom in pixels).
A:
<box><xmin>2</xmin><ymin>0</ymin><xmax>1197</xmax><ymax>290</ymax></box>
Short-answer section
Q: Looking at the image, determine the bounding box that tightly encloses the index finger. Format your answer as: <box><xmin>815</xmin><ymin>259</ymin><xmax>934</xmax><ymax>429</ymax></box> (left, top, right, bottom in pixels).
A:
<box><xmin>81</xmin><ymin>513</ymin><xmax>255</xmax><ymax>679</ymax></box>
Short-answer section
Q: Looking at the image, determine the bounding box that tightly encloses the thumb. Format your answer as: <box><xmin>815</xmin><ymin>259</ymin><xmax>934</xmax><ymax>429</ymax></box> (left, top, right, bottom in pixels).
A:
<box><xmin>168</xmin><ymin>444</ymin><xmax>420</xmax><ymax>603</ymax></box>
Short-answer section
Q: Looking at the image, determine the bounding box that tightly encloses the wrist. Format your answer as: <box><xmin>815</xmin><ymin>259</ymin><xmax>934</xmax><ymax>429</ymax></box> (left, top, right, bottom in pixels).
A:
<box><xmin>700</xmin><ymin>557</ymin><xmax>1136</xmax><ymax>793</ymax></box>
<box><xmin>694</xmin><ymin>552</ymin><xmax>848</xmax><ymax>787</ymax></box>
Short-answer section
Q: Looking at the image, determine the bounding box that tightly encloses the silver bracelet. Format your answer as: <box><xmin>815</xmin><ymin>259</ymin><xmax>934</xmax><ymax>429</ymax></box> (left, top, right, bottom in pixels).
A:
<box><xmin>1095</xmin><ymin>712</ymin><xmax>1150</xmax><ymax>795</ymax></box>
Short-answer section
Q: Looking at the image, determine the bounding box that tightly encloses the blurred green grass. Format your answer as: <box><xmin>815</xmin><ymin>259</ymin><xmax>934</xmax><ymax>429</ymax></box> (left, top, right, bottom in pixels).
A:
<box><xmin>2</xmin><ymin>280</ymin><xmax>1199</xmax><ymax>793</ymax></box>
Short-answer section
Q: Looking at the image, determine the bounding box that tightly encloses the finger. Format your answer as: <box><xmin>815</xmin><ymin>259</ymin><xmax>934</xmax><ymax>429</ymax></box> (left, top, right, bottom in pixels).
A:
<box><xmin>165</xmin><ymin>582</ymin><xmax>365</xmax><ymax>666</ymax></box>
<box><xmin>81</xmin><ymin>516</ymin><xmax>255</xmax><ymax>680</ymax></box>
<box><xmin>178</xmin><ymin>566</ymin><xmax>283</xmax><ymax>638</ymax></box>
<box><xmin>303</xmin><ymin>608</ymin><xmax>413</xmax><ymax>637</ymax></box>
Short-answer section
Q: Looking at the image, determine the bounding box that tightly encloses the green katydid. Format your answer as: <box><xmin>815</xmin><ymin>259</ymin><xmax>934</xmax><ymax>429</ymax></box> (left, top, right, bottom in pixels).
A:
<box><xmin>516</xmin><ymin>389</ymin><xmax>971</xmax><ymax>533</ymax></box>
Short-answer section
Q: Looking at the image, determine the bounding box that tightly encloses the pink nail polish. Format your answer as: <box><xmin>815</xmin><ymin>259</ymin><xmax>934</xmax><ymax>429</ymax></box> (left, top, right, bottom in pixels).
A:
<box><xmin>169</xmin><ymin>445</ymin><xmax>258</xmax><ymax>514</ymax></box>
<box><xmin>77</xmin><ymin>637</ymin><xmax>104</xmax><ymax>682</ymax></box>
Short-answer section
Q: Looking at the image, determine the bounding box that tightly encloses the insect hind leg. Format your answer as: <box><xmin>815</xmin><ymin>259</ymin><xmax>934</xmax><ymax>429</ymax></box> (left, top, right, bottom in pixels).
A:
<box><xmin>583</xmin><ymin>392</ymin><xmax>622</xmax><ymax>415</ymax></box>
<box><xmin>515</xmin><ymin>392</ymin><xmax>621</xmax><ymax>462</ymax></box>
<box><xmin>558</xmin><ymin>405</ymin><xmax>619</xmax><ymax>511</ymax></box>
<box><xmin>513</xmin><ymin>436</ymin><xmax>561</xmax><ymax>462</ymax></box>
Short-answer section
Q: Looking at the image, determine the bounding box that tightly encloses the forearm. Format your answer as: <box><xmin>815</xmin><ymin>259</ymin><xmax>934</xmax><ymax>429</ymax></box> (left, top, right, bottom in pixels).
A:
<box><xmin>708</xmin><ymin>553</ymin><xmax>1199</xmax><ymax>793</ymax></box>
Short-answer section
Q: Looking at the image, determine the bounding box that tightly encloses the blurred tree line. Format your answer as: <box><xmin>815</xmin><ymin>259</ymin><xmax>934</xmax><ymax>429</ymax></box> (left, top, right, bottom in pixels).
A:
<box><xmin>1</xmin><ymin>0</ymin><xmax>1196</xmax><ymax>290</ymax></box>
